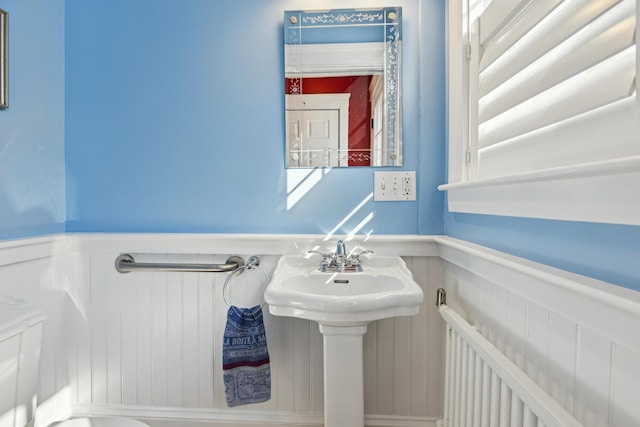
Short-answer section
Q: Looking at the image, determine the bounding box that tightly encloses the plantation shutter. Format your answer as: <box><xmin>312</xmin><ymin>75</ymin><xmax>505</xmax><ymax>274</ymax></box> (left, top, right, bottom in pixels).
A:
<box><xmin>468</xmin><ymin>0</ymin><xmax>638</xmax><ymax>180</ymax></box>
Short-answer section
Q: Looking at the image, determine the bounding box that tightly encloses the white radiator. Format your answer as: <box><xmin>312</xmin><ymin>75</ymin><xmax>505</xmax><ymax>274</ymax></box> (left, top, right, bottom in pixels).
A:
<box><xmin>438</xmin><ymin>291</ymin><xmax>583</xmax><ymax>427</ymax></box>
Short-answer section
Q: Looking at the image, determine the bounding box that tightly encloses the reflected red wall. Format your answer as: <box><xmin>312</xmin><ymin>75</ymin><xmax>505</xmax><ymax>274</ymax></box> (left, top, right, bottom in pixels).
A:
<box><xmin>285</xmin><ymin>76</ymin><xmax>372</xmax><ymax>166</ymax></box>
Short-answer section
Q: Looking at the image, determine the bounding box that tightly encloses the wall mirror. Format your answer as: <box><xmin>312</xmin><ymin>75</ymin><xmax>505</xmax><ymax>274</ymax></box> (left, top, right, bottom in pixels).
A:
<box><xmin>284</xmin><ymin>7</ymin><xmax>402</xmax><ymax>168</ymax></box>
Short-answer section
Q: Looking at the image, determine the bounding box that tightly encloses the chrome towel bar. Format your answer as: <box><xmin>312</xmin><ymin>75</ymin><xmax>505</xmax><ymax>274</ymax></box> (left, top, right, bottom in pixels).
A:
<box><xmin>115</xmin><ymin>254</ymin><xmax>244</xmax><ymax>274</ymax></box>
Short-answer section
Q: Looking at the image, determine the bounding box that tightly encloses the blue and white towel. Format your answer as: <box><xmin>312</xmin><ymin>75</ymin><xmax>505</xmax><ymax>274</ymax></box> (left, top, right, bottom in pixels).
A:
<box><xmin>222</xmin><ymin>305</ymin><xmax>271</xmax><ymax>407</ymax></box>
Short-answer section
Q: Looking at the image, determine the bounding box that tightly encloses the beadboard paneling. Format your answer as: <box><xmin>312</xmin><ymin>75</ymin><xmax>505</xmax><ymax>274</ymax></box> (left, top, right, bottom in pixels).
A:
<box><xmin>4</xmin><ymin>234</ymin><xmax>636</xmax><ymax>427</ymax></box>
<box><xmin>438</xmin><ymin>237</ymin><xmax>640</xmax><ymax>427</ymax></box>
<box><xmin>0</xmin><ymin>236</ymin><xmax>71</xmax><ymax>426</ymax></box>
<box><xmin>65</xmin><ymin>239</ymin><xmax>444</xmax><ymax>424</ymax></box>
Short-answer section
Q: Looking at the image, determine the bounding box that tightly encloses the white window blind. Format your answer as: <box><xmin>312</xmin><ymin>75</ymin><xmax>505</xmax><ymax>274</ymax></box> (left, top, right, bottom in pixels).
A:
<box><xmin>440</xmin><ymin>0</ymin><xmax>640</xmax><ymax>225</ymax></box>
<box><xmin>468</xmin><ymin>0</ymin><xmax>638</xmax><ymax>180</ymax></box>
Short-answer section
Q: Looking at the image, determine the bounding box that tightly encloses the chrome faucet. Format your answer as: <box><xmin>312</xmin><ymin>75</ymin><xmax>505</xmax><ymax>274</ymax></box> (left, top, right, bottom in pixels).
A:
<box><xmin>335</xmin><ymin>240</ymin><xmax>347</xmax><ymax>272</ymax></box>
<box><xmin>307</xmin><ymin>241</ymin><xmax>373</xmax><ymax>273</ymax></box>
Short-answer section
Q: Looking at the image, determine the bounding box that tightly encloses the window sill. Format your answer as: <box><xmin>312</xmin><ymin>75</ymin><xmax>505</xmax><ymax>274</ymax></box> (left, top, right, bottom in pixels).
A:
<box><xmin>438</xmin><ymin>156</ymin><xmax>640</xmax><ymax>226</ymax></box>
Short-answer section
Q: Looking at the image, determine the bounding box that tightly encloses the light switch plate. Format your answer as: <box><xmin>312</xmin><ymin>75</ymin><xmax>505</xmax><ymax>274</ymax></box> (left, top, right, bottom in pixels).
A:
<box><xmin>374</xmin><ymin>171</ymin><xmax>416</xmax><ymax>201</ymax></box>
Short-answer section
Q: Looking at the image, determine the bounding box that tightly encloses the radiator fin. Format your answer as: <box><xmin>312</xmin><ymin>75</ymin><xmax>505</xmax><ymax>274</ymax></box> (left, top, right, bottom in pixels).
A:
<box><xmin>440</xmin><ymin>305</ymin><xmax>584</xmax><ymax>427</ymax></box>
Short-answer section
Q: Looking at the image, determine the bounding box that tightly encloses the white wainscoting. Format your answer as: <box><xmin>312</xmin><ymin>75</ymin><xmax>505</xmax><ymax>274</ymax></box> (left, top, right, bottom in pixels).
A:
<box><xmin>436</xmin><ymin>236</ymin><xmax>640</xmax><ymax>427</ymax></box>
<box><xmin>63</xmin><ymin>234</ymin><xmax>444</xmax><ymax>427</ymax></box>
<box><xmin>1</xmin><ymin>234</ymin><xmax>637</xmax><ymax>427</ymax></box>
<box><xmin>0</xmin><ymin>236</ymin><xmax>72</xmax><ymax>425</ymax></box>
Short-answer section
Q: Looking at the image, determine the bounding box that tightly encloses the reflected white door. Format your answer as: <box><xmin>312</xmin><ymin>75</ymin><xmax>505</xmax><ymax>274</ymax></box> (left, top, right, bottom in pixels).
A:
<box><xmin>286</xmin><ymin>93</ymin><xmax>350</xmax><ymax>168</ymax></box>
<box><xmin>287</xmin><ymin>109</ymin><xmax>340</xmax><ymax>167</ymax></box>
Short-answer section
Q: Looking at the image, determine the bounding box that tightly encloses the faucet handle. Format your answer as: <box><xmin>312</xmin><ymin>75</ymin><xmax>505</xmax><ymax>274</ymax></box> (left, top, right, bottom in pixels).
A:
<box><xmin>308</xmin><ymin>249</ymin><xmax>331</xmax><ymax>257</ymax></box>
<box><xmin>352</xmin><ymin>250</ymin><xmax>374</xmax><ymax>260</ymax></box>
<box><xmin>308</xmin><ymin>250</ymin><xmax>333</xmax><ymax>272</ymax></box>
<box><xmin>348</xmin><ymin>250</ymin><xmax>374</xmax><ymax>272</ymax></box>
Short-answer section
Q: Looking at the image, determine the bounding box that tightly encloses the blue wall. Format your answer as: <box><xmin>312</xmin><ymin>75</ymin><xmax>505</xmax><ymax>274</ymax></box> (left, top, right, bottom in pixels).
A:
<box><xmin>444</xmin><ymin>212</ymin><xmax>640</xmax><ymax>291</ymax></box>
<box><xmin>2</xmin><ymin>0</ymin><xmax>636</xmax><ymax>291</ymax></box>
<box><xmin>0</xmin><ymin>0</ymin><xmax>66</xmax><ymax>239</ymax></box>
<box><xmin>64</xmin><ymin>0</ymin><xmax>446</xmax><ymax>235</ymax></box>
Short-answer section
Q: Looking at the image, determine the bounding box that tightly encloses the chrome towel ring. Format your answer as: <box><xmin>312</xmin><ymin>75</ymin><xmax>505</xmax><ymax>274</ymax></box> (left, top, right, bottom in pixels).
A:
<box><xmin>223</xmin><ymin>256</ymin><xmax>270</xmax><ymax>308</ymax></box>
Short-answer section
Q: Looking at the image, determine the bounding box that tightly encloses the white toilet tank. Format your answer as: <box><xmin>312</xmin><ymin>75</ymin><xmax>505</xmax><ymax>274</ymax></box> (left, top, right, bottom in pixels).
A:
<box><xmin>0</xmin><ymin>296</ymin><xmax>46</xmax><ymax>427</ymax></box>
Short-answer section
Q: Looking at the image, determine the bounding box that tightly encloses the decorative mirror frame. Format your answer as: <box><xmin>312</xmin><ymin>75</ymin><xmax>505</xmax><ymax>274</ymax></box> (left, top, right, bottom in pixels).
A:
<box><xmin>0</xmin><ymin>9</ymin><xmax>7</xmax><ymax>110</ymax></box>
<box><xmin>284</xmin><ymin>8</ymin><xmax>402</xmax><ymax>168</ymax></box>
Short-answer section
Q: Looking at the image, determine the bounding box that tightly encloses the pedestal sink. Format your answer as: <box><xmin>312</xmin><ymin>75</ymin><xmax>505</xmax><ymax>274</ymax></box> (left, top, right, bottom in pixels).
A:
<box><xmin>264</xmin><ymin>252</ymin><xmax>424</xmax><ymax>427</ymax></box>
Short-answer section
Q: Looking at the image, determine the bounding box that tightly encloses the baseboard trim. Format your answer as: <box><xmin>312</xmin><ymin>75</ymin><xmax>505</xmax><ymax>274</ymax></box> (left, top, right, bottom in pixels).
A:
<box><xmin>365</xmin><ymin>414</ymin><xmax>440</xmax><ymax>427</ymax></box>
<box><xmin>71</xmin><ymin>404</ymin><xmax>438</xmax><ymax>427</ymax></box>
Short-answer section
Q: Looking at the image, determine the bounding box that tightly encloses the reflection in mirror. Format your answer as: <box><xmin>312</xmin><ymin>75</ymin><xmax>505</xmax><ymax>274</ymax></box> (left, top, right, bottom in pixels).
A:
<box><xmin>284</xmin><ymin>8</ymin><xmax>402</xmax><ymax>168</ymax></box>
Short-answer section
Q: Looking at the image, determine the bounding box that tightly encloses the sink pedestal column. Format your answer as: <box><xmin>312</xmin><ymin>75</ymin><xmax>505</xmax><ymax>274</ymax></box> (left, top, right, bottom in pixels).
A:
<box><xmin>319</xmin><ymin>324</ymin><xmax>368</xmax><ymax>427</ymax></box>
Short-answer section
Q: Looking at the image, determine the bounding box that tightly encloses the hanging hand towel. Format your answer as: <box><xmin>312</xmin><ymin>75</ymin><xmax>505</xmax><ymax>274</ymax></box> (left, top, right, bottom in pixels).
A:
<box><xmin>222</xmin><ymin>305</ymin><xmax>271</xmax><ymax>407</ymax></box>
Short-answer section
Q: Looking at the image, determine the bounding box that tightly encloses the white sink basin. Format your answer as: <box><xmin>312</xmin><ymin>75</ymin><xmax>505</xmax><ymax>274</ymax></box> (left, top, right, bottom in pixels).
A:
<box><xmin>264</xmin><ymin>254</ymin><xmax>424</xmax><ymax>325</ymax></box>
